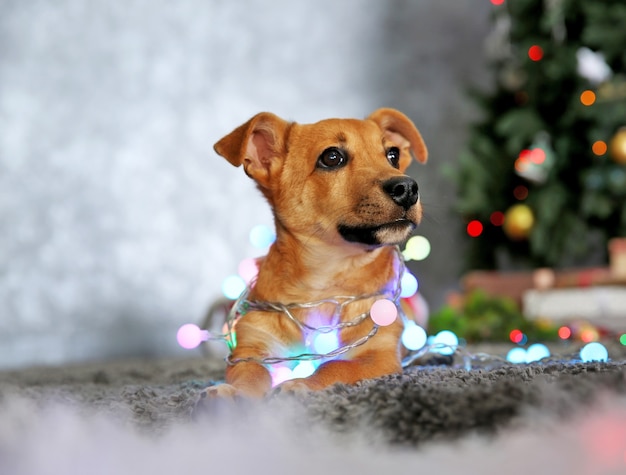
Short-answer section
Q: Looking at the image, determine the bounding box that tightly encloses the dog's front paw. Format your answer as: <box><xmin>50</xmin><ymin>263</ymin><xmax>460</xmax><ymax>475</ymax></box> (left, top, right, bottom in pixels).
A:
<box><xmin>193</xmin><ymin>384</ymin><xmax>241</xmax><ymax>419</ymax></box>
<box><xmin>272</xmin><ymin>379</ymin><xmax>313</xmax><ymax>397</ymax></box>
<box><xmin>199</xmin><ymin>383</ymin><xmax>241</xmax><ymax>400</ymax></box>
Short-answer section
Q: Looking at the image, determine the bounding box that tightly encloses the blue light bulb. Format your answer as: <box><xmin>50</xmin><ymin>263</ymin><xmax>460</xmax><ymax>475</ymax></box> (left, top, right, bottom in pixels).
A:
<box><xmin>292</xmin><ymin>361</ymin><xmax>316</xmax><ymax>379</ymax></box>
<box><xmin>313</xmin><ymin>331</ymin><xmax>340</xmax><ymax>354</ymax></box>
<box><xmin>249</xmin><ymin>224</ymin><xmax>276</xmax><ymax>249</ymax></box>
<box><xmin>401</xmin><ymin>321</ymin><xmax>427</xmax><ymax>351</ymax></box>
<box><xmin>432</xmin><ymin>330</ymin><xmax>458</xmax><ymax>355</ymax></box>
<box><xmin>269</xmin><ymin>366</ymin><xmax>293</xmax><ymax>387</ymax></box>
<box><xmin>400</xmin><ymin>272</ymin><xmax>419</xmax><ymax>298</ymax></box>
<box><xmin>526</xmin><ymin>343</ymin><xmax>550</xmax><ymax>362</ymax></box>
<box><xmin>221</xmin><ymin>275</ymin><xmax>246</xmax><ymax>300</ymax></box>
<box><xmin>506</xmin><ymin>347</ymin><xmax>527</xmax><ymax>364</ymax></box>
<box><xmin>580</xmin><ymin>342</ymin><xmax>609</xmax><ymax>362</ymax></box>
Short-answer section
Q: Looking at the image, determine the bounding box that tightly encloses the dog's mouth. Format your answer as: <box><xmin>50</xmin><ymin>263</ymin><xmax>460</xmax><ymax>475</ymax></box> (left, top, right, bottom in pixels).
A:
<box><xmin>337</xmin><ymin>219</ymin><xmax>416</xmax><ymax>246</ymax></box>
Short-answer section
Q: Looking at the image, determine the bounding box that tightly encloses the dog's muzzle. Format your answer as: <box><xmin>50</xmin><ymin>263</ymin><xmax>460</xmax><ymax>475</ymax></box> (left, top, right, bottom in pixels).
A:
<box><xmin>337</xmin><ymin>175</ymin><xmax>421</xmax><ymax>246</ymax></box>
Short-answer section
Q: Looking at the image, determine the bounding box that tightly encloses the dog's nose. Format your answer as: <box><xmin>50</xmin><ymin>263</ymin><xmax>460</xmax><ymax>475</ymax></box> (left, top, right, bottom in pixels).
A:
<box><xmin>382</xmin><ymin>176</ymin><xmax>419</xmax><ymax>210</ymax></box>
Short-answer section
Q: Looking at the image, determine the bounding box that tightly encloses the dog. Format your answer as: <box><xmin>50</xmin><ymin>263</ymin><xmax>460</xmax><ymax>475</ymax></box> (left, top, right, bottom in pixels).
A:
<box><xmin>202</xmin><ymin>108</ymin><xmax>427</xmax><ymax>399</ymax></box>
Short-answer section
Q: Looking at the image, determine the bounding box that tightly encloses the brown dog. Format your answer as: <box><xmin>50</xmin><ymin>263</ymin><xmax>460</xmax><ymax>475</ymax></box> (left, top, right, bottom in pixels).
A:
<box><xmin>203</xmin><ymin>108</ymin><xmax>427</xmax><ymax>399</ymax></box>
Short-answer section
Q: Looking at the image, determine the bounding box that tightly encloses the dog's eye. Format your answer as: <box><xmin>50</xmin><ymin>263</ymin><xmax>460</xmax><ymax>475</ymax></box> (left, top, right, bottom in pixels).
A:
<box><xmin>387</xmin><ymin>147</ymin><xmax>401</xmax><ymax>168</ymax></box>
<box><xmin>317</xmin><ymin>147</ymin><xmax>347</xmax><ymax>170</ymax></box>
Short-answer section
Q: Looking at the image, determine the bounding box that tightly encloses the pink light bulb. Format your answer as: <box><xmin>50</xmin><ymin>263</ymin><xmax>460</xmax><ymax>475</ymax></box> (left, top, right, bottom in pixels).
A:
<box><xmin>177</xmin><ymin>323</ymin><xmax>210</xmax><ymax>349</ymax></box>
<box><xmin>370</xmin><ymin>299</ymin><xmax>398</xmax><ymax>326</ymax></box>
<box><xmin>238</xmin><ymin>258</ymin><xmax>259</xmax><ymax>284</ymax></box>
<box><xmin>270</xmin><ymin>366</ymin><xmax>294</xmax><ymax>387</ymax></box>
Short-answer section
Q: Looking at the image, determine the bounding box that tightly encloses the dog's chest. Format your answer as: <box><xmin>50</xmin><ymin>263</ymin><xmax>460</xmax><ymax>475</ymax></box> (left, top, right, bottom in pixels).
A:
<box><xmin>298</xmin><ymin>298</ymin><xmax>374</xmax><ymax>354</ymax></box>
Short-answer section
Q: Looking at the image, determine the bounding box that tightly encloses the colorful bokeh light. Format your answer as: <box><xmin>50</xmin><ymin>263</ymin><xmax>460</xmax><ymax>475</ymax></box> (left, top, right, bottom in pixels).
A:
<box><xmin>370</xmin><ymin>299</ymin><xmax>398</xmax><ymax>326</ymax></box>
<box><xmin>580</xmin><ymin>90</ymin><xmax>596</xmax><ymax>106</ymax></box>
<box><xmin>580</xmin><ymin>342</ymin><xmax>609</xmax><ymax>362</ymax></box>
<box><xmin>506</xmin><ymin>347</ymin><xmax>527</xmax><ymax>364</ymax></box>
<box><xmin>270</xmin><ymin>366</ymin><xmax>294</xmax><ymax>387</ymax></box>
<box><xmin>515</xmin><ymin>157</ymin><xmax>529</xmax><ymax>173</ymax></box>
<box><xmin>403</xmin><ymin>235</ymin><xmax>431</xmax><ymax>261</ymax></box>
<box><xmin>238</xmin><ymin>258</ymin><xmax>259</xmax><ymax>284</ymax></box>
<box><xmin>313</xmin><ymin>331</ymin><xmax>340</xmax><ymax>354</ymax></box>
<box><xmin>400</xmin><ymin>272</ymin><xmax>419</xmax><ymax>298</ymax></box>
<box><xmin>530</xmin><ymin>148</ymin><xmax>546</xmax><ymax>164</ymax></box>
<box><xmin>513</xmin><ymin>185</ymin><xmax>529</xmax><ymax>200</ymax></box>
<box><xmin>526</xmin><ymin>343</ymin><xmax>550</xmax><ymax>362</ymax></box>
<box><xmin>580</xmin><ymin>327</ymin><xmax>599</xmax><ymax>343</ymax></box>
<box><xmin>467</xmin><ymin>220</ymin><xmax>483</xmax><ymax>237</ymax></box>
<box><xmin>292</xmin><ymin>361</ymin><xmax>316</xmax><ymax>379</ymax></box>
<box><xmin>506</xmin><ymin>344</ymin><xmax>550</xmax><ymax>363</ymax></box>
<box><xmin>592</xmin><ymin>140</ymin><xmax>608</xmax><ymax>156</ymax></box>
<box><xmin>177</xmin><ymin>324</ymin><xmax>210</xmax><ymax>350</ymax></box>
<box><xmin>509</xmin><ymin>329</ymin><xmax>524</xmax><ymax>344</ymax></box>
<box><xmin>519</xmin><ymin>148</ymin><xmax>546</xmax><ymax>164</ymax></box>
<box><xmin>490</xmin><ymin>211</ymin><xmax>505</xmax><ymax>226</ymax></box>
<box><xmin>431</xmin><ymin>330</ymin><xmax>459</xmax><ymax>356</ymax></box>
<box><xmin>401</xmin><ymin>321</ymin><xmax>427</xmax><ymax>351</ymax></box>
<box><xmin>558</xmin><ymin>326</ymin><xmax>572</xmax><ymax>340</ymax></box>
<box><xmin>528</xmin><ymin>45</ymin><xmax>544</xmax><ymax>61</ymax></box>
<box><xmin>249</xmin><ymin>224</ymin><xmax>276</xmax><ymax>249</ymax></box>
<box><xmin>222</xmin><ymin>275</ymin><xmax>247</xmax><ymax>299</ymax></box>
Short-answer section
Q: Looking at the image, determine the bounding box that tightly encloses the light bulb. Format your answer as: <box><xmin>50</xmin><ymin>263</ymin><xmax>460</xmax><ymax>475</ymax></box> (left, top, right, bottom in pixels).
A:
<box><xmin>177</xmin><ymin>324</ymin><xmax>210</xmax><ymax>349</ymax></box>
<box><xmin>401</xmin><ymin>321</ymin><xmax>427</xmax><ymax>351</ymax></box>
<box><xmin>370</xmin><ymin>299</ymin><xmax>398</xmax><ymax>326</ymax></box>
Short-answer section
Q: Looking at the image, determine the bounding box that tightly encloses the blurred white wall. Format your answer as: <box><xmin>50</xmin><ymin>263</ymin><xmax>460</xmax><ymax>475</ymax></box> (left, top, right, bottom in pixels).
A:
<box><xmin>0</xmin><ymin>0</ymin><xmax>491</xmax><ymax>368</ymax></box>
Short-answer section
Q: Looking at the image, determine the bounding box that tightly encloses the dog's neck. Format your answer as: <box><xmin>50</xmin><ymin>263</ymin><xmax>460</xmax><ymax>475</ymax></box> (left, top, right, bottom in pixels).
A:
<box><xmin>252</xmin><ymin>231</ymin><xmax>401</xmax><ymax>303</ymax></box>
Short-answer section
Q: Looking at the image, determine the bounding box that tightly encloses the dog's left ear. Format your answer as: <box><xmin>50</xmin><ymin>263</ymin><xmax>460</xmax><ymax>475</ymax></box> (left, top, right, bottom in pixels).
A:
<box><xmin>367</xmin><ymin>108</ymin><xmax>428</xmax><ymax>166</ymax></box>
<box><xmin>214</xmin><ymin>112</ymin><xmax>290</xmax><ymax>189</ymax></box>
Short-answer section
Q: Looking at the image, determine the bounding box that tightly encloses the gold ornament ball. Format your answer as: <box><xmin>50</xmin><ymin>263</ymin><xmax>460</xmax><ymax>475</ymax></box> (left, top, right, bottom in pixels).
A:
<box><xmin>503</xmin><ymin>204</ymin><xmax>535</xmax><ymax>240</ymax></box>
<box><xmin>609</xmin><ymin>127</ymin><xmax>626</xmax><ymax>164</ymax></box>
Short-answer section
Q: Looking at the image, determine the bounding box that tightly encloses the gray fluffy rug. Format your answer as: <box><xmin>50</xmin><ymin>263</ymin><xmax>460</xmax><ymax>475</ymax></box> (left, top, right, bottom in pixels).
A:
<box><xmin>2</xmin><ymin>351</ymin><xmax>626</xmax><ymax>475</ymax></box>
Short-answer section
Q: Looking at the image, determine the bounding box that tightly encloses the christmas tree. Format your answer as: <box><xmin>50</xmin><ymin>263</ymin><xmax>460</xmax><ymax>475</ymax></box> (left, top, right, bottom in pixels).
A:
<box><xmin>453</xmin><ymin>0</ymin><xmax>626</xmax><ymax>270</ymax></box>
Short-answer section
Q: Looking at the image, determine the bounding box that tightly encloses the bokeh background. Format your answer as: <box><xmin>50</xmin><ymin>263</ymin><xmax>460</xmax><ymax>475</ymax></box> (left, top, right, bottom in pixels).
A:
<box><xmin>1</xmin><ymin>0</ymin><xmax>492</xmax><ymax>368</ymax></box>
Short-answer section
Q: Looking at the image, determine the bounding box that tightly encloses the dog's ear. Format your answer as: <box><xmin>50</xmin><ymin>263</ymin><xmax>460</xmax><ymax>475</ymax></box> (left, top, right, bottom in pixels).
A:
<box><xmin>214</xmin><ymin>112</ymin><xmax>290</xmax><ymax>188</ymax></box>
<box><xmin>367</xmin><ymin>108</ymin><xmax>428</xmax><ymax>166</ymax></box>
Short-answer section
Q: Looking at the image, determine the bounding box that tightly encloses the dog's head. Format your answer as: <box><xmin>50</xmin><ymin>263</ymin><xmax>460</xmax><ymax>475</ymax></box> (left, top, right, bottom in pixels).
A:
<box><xmin>214</xmin><ymin>108</ymin><xmax>427</xmax><ymax>249</ymax></box>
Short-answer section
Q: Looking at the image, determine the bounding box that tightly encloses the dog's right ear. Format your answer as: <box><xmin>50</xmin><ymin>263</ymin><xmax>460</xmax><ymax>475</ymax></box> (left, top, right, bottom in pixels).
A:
<box><xmin>367</xmin><ymin>108</ymin><xmax>428</xmax><ymax>166</ymax></box>
<box><xmin>214</xmin><ymin>112</ymin><xmax>290</xmax><ymax>188</ymax></box>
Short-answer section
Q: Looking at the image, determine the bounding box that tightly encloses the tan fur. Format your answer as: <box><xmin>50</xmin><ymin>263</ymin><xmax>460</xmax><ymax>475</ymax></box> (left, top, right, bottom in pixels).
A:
<box><xmin>206</xmin><ymin>108</ymin><xmax>427</xmax><ymax>398</ymax></box>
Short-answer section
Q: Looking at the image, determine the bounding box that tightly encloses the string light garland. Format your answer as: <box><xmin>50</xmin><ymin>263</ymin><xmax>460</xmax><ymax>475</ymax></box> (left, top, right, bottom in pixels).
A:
<box><xmin>178</xmin><ymin>310</ymin><xmax>615</xmax><ymax>378</ymax></box>
<box><xmin>179</xmin><ymin>246</ymin><xmax>433</xmax><ymax>385</ymax></box>
<box><xmin>224</xmin><ymin>286</ymin><xmax>390</xmax><ymax>366</ymax></box>
<box><xmin>177</xmin><ymin>234</ymin><xmax>618</xmax><ymax>385</ymax></box>
<box><xmin>217</xmin><ymin>247</ymin><xmax>420</xmax><ymax>386</ymax></box>
<box><xmin>178</xmin><ymin>244</ymin><xmax>502</xmax><ymax>381</ymax></box>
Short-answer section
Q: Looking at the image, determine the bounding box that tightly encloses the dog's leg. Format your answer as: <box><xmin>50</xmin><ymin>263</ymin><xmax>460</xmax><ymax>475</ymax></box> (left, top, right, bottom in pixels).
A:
<box><xmin>199</xmin><ymin>358</ymin><xmax>272</xmax><ymax>400</ymax></box>
<box><xmin>225</xmin><ymin>360</ymin><xmax>273</xmax><ymax>397</ymax></box>
<box><xmin>198</xmin><ymin>313</ymin><xmax>282</xmax><ymax>399</ymax></box>
<box><xmin>276</xmin><ymin>351</ymin><xmax>402</xmax><ymax>394</ymax></box>
<box><xmin>193</xmin><ymin>361</ymin><xmax>270</xmax><ymax>418</ymax></box>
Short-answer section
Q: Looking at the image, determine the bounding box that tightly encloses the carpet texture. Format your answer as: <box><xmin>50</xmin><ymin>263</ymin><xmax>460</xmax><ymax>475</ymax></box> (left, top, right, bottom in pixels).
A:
<box><xmin>2</xmin><ymin>350</ymin><xmax>626</xmax><ymax>474</ymax></box>
<box><xmin>2</xmin><ymin>354</ymin><xmax>626</xmax><ymax>438</ymax></box>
